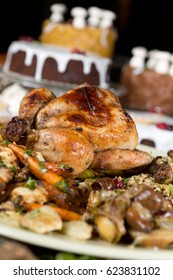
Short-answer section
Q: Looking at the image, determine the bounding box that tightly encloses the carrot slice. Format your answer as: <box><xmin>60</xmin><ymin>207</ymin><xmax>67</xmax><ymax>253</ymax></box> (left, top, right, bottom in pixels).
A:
<box><xmin>26</xmin><ymin>203</ymin><xmax>82</xmax><ymax>221</ymax></box>
<box><xmin>8</xmin><ymin>143</ymin><xmax>67</xmax><ymax>191</ymax></box>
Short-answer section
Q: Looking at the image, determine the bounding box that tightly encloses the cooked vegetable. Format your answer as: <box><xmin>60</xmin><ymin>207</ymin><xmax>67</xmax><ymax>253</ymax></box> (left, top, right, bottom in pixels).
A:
<box><xmin>8</xmin><ymin>143</ymin><xmax>67</xmax><ymax>192</ymax></box>
<box><xmin>61</xmin><ymin>220</ymin><xmax>92</xmax><ymax>240</ymax></box>
<box><xmin>0</xmin><ymin>144</ymin><xmax>19</xmax><ymax>187</ymax></box>
<box><xmin>25</xmin><ymin>203</ymin><xmax>82</xmax><ymax>221</ymax></box>
<box><xmin>19</xmin><ymin>205</ymin><xmax>63</xmax><ymax>234</ymax></box>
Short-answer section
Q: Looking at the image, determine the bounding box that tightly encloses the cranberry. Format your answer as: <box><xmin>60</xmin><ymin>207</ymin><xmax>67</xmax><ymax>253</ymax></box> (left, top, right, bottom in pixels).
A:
<box><xmin>113</xmin><ymin>177</ymin><xmax>124</xmax><ymax>189</ymax></box>
<box><xmin>71</xmin><ymin>49</ymin><xmax>85</xmax><ymax>55</ymax></box>
<box><xmin>156</xmin><ymin>122</ymin><xmax>168</xmax><ymax>129</ymax></box>
<box><xmin>156</xmin><ymin>122</ymin><xmax>173</xmax><ymax>130</ymax></box>
<box><xmin>167</xmin><ymin>124</ymin><xmax>173</xmax><ymax>130</ymax></box>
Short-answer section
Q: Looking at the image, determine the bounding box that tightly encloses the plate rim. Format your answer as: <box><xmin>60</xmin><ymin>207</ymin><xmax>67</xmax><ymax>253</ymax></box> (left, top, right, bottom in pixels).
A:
<box><xmin>0</xmin><ymin>145</ymin><xmax>171</xmax><ymax>260</ymax></box>
<box><xmin>0</xmin><ymin>222</ymin><xmax>173</xmax><ymax>260</ymax></box>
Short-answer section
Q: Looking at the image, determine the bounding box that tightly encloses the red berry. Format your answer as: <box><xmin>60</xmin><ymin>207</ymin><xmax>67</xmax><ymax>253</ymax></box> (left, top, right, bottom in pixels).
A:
<box><xmin>71</xmin><ymin>49</ymin><xmax>85</xmax><ymax>55</ymax></box>
<box><xmin>114</xmin><ymin>177</ymin><xmax>124</xmax><ymax>189</ymax></box>
<box><xmin>156</xmin><ymin>122</ymin><xmax>173</xmax><ymax>130</ymax></box>
<box><xmin>156</xmin><ymin>122</ymin><xmax>167</xmax><ymax>129</ymax></box>
<box><xmin>167</xmin><ymin>125</ymin><xmax>173</xmax><ymax>130</ymax></box>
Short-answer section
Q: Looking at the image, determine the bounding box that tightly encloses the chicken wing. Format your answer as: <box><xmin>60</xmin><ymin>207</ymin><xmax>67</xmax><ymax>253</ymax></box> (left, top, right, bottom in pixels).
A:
<box><xmin>19</xmin><ymin>87</ymin><xmax>56</xmax><ymax>127</ymax></box>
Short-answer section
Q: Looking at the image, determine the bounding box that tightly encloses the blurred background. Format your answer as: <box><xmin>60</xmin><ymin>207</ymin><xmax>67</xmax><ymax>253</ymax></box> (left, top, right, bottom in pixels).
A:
<box><xmin>1</xmin><ymin>0</ymin><xmax>173</xmax><ymax>57</ymax></box>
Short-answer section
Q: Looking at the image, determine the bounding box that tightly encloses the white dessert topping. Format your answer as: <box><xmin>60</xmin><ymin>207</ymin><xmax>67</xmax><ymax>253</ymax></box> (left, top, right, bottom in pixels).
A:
<box><xmin>129</xmin><ymin>46</ymin><xmax>147</xmax><ymax>70</ymax></box>
<box><xmin>71</xmin><ymin>7</ymin><xmax>88</xmax><ymax>29</ymax></box>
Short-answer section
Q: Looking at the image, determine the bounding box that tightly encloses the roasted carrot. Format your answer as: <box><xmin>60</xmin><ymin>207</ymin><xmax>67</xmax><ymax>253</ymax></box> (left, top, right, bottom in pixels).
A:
<box><xmin>25</xmin><ymin>203</ymin><xmax>82</xmax><ymax>221</ymax></box>
<box><xmin>44</xmin><ymin>162</ymin><xmax>74</xmax><ymax>176</ymax></box>
<box><xmin>40</xmin><ymin>180</ymin><xmax>72</xmax><ymax>210</ymax></box>
<box><xmin>8</xmin><ymin>143</ymin><xmax>67</xmax><ymax>191</ymax></box>
<box><xmin>0</xmin><ymin>177</ymin><xmax>6</xmax><ymax>191</ymax></box>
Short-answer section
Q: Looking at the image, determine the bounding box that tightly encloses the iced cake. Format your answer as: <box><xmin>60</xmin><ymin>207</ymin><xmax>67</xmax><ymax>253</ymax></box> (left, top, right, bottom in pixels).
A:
<box><xmin>3</xmin><ymin>41</ymin><xmax>111</xmax><ymax>88</ymax></box>
<box><xmin>120</xmin><ymin>46</ymin><xmax>173</xmax><ymax>116</ymax></box>
<box><xmin>40</xmin><ymin>5</ymin><xmax>117</xmax><ymax>58</ymax></box>
<box><xmin>3</xmin><ymin>5</ymin><xmax>117</xmax><ymax>88</ymax></box>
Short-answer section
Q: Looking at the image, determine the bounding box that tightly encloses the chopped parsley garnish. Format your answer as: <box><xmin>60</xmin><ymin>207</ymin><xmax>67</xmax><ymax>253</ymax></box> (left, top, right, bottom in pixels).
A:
<box><xmin>123</xmin><ymin>178</ymin><xmax>129</xmax><ymax>185</ymax></box>
<box><xmin>59</xmin><ymin>163</ymin><xmax>67</xmax><ymax>169</ymax></box>
<box><xmin>55</xmin><ymin>180</ymin><xmax>68</xmax><ymax>192</ymax></box>
<box><xmin>26</xmin><ymin>149</ymin><xmax>33</xmax><ymax>156</ymax></box>
<box><xmin>26</xmin><ymin>177</ymin><xmax>36</xmax><ymax>189</ymax></box>
<box><xmin>38</xmin><ymin>162</ymin><xmax>47</xmax><ymax>173</ymax></box>
<box><xmin>10</xmin><ymin>166</ymin><xmax>17</xmax><ymax>174</ymax></box>
<box><xmin>0</xmin><ymin>156</ymin><xmax>6</xmax><ymax>167</ymax></box>
<box><xmin>2</xmin><ymin>139</ymin><xmax>10</xmax><ymax>146</ymax></box>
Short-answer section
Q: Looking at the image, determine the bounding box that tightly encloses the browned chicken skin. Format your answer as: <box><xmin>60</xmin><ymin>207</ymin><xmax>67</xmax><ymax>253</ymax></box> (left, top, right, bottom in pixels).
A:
<box><xmin>91</xmin><ymin>149</ymin><xmax>152</xmax><ymax>172</ymax></box>
<box><xmin>19</xmin><ymin>88</ymin><xmax>56</xmax><ymax>127</ymax></box>
<box><xmin>5</xmin><ymin>84</ymin><xmax>151</xmax><ymax>177</ymax></box>
<box><xmin>27</xmin><ymin>127</ymin><xmax>94</xmax><ymax>176</ymax></box>
<box><xmin>36</xmin><ymin>85</ymin><xmax>138</xmax><ymax>151</ymax></box>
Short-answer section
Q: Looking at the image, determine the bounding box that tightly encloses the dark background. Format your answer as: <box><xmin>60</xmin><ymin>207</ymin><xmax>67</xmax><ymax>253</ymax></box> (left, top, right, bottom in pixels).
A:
<box><xmin>1</xmin><ymin>0</ymin><xmax>173</xmax><ymax>57</ymax></box>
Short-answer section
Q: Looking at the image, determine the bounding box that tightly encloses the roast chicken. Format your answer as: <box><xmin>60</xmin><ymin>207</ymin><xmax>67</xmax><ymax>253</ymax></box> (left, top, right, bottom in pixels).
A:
<box><xmin>35</xmin><ymin>84</ymin><xmax>138</xmax><ymax>152</ymax></box>
<box><xmin>6</xmin><ymin>84</ymin><xmax>152</xmax><ymax>176</ymax></box>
